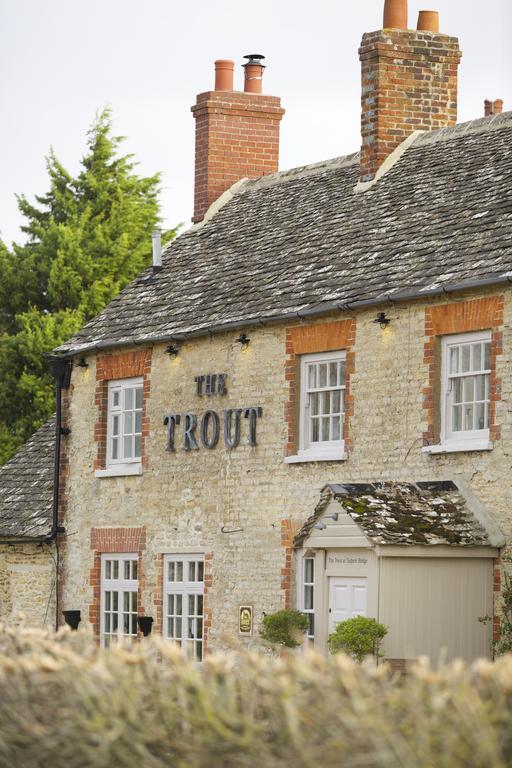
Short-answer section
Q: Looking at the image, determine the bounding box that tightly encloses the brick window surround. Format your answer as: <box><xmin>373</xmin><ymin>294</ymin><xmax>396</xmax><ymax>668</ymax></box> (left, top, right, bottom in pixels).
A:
<box><xmin>89</xmin><ymin>527</ymin><xmax>146</xmax><ymax>638</ymax></box>
<box><xmin>154</xmin><ymin>552</ymin><xmax>213</xmax><ymax>655</ymax></box>
<box><xmin>285</xmin><ymin>320</ymin><xmax>357</xmax><ymax>455</ymax></box>
<box><xmin>281</xmin><ymin>519</ymin><xmax>302</xmax><ymax>608</ymax></box>
<box><xmin>423</xmin><ymin>296</ymin><xmax>504</xmax><ymax>446</ymax></box>
<box><xmin>94</xmin><ymin>349</ymin><xmax>152</xmax><ymax>470</ymax></box>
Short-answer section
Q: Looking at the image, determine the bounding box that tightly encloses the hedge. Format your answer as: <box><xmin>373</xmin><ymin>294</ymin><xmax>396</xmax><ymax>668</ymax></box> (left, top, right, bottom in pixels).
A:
<box><xmin>0</xmin><ymin>626</ymin><xmax>511</xmax><ymax>767</ymax></box>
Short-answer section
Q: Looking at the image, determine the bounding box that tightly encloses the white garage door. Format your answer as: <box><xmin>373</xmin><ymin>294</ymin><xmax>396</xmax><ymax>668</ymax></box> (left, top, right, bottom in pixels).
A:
<box><xmin>329</xmin><ymin>577</ymin><xmax>367</xmax><ymax>634</ymax></box>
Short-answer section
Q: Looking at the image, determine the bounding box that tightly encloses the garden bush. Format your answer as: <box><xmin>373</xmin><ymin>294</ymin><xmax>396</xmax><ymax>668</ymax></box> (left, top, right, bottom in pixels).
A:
<box><xmin>259</xmin><ymin>609</ymin><xmax>309</xmax><ymax>648</ymax></box>
<box><xmin>0</xmin><ymin>626</ymin><xmax>512</xmax><ymax>767</ymax></box>
<box><xmin>328</xmin><ymin>616</ymin><xmax>388</xmax><ymax>661</ymax></box>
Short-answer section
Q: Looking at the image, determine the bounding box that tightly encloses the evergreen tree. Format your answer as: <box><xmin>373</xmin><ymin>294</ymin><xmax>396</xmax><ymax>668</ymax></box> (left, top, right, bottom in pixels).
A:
<box><xmin>0</xmin><ymin>109</ymin><xmax>176</xmax><ymax>464</ymax></box>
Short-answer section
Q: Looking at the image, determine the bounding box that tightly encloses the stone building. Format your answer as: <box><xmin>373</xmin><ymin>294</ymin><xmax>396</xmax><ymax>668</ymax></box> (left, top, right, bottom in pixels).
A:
<box><xmin>1</xmin><ymin>0</ymin><xmax>511</xmax><ymax>666</ymax></box>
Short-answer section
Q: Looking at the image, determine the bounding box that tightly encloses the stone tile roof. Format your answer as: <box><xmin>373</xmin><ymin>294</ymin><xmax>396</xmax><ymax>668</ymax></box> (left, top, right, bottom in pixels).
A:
<box><xmin>57</xmin><ymin>111</ymin><xmax>512</xmax><ymax>355</ymax></box>
<box><xmin>0</xmin><ymin>419</ymin><xmax>54</xmax><ymax>538</ymax></box>
<box><xmin>295</xmin><ymin>482</ymin><xmax>492</xmax><ymax>547</ymax></box>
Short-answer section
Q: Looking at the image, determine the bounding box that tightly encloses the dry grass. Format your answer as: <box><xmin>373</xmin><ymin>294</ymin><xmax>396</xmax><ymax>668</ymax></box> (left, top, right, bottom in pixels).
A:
<box><xmin>0</xmin><ymin>626</ymin><xmax>511</xmax><ymax>767</ymax></box>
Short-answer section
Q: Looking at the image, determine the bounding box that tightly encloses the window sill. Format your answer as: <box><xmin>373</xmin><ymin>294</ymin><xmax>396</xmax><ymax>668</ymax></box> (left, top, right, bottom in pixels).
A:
<box><xmin>285</xmin><ymin>450</ymin><xmax>348</xmax><ymax>464</ymax></box>
<box><xmin>422</xmin><ymin>440</ymin><xmax>494</xmax><ymax>455</ymax></box>
<box><xmin>95</xmin><ymin>463</ymin><xmax>143</xmax><ymax>478</ymax></box>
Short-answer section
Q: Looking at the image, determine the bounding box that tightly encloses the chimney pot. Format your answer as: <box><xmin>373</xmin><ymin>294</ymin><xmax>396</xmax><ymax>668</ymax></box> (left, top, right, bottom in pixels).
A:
<box><xmin>383</xmin><ymin>0</ymin><xmax>408</xmax><ymax>29</ymax></box>
<box><xmin>494</xmin><ymin>99</ymin><xmax>504</xmax><ymax>115</ymax></box>
<box><xmin>215</xmin><ymin>60</ymin><xmax>235</xmax><ymax>91</ymax></box>
<box><xmin>152</xmin><ymin>230</ymin><xmax>162</xmax><ymax>271</ymax></box>
<box><xmin>243</xmin><ymin>54</ymin><xmax>266</xmax><ymax>94</ymax></box>
<box><xmin>417</xmin><ymin>10</ymin><xmax>439</xmax><ymax>33</ymax></box>
<box><xmin>485</xmin><ymin>98</ymin><xmax>504</xmax><ymax>116</ymax></box>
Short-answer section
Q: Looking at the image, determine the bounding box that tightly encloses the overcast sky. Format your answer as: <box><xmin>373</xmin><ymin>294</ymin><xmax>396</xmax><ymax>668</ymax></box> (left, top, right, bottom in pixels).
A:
<box><xmin>1</xmin><ymin>0</ymin><xmax>510</xmax><ymax>244</ymax></box>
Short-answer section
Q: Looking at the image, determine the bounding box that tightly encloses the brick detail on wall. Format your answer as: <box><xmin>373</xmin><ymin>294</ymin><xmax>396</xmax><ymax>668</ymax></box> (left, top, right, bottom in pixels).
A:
<box><xmin>191</xmin><ymin>90</ymin><xmax>285</xmax><ymax>223</ymax></box>
<box><xmin>153</xmin><ymin>551</ymin><xmax>213</xmax><ymax>655</ymax></box>
<box><xmin>56</xmin><ymin>387</ymin><xmax>71</xmax><ymax>627</ymax></box>
<box><xmin>89</xmin><ymin>527</ymin><xmax>146</xmax><ymax>638</ymax></box>
<box><xmin>94</xmin><ymin>349</ymin><xmax>152</xmax><ymax>470</ymax></box>
<box><xmin>494</xmin><ymin>557</ymin><xmax>502</xmax><ymax>644</ymax></box>
<box><xmin>423</xmin><ymin>296</ymin><xmax>504</xmax><ymax>446</ymax></box>
<box><xmin>359</xmin><ymin>29</ymin><xmax>462</xmax><ymax>182</ymax></box>
<box><xmin>281</xmin><ymin>520</ymin><xmax>301</xmax><ymax>609</ymax></box>
<box><xmin>285</xmin><ymin>320</ymin><xmax>357</xmax><ymax>455</ymax></box>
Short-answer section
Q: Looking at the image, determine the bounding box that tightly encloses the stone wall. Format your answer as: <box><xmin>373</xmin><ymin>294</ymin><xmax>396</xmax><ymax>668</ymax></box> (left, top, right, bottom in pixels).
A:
<box><xmin>60</xmin><ymin>287</ymin><xmax>512</xmax><ymax>649</ymax></box>
<box><xmin>0</xmin><ymin>544</ymin><xmax>55</xmax><ymax>628</ymax></box>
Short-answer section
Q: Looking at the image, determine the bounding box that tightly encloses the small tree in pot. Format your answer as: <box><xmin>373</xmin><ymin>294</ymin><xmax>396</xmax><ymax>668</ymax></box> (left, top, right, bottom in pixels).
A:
<box><xmin>328</xmin><ymin>616</ymin><xmax>388</xmax><ymax>662</ymax></box>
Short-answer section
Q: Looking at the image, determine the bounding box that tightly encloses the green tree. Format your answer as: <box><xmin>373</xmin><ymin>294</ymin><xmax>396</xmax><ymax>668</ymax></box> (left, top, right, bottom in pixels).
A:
<box><xmin>0</xmin><ymin>109</ymin><xmax>176</xmax><ymax>464</ymax></box>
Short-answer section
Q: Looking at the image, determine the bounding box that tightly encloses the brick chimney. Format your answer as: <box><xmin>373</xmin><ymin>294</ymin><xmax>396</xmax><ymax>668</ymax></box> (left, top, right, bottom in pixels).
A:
<box><xmin>359</xmin><ymin>1</ymin><xmax>462</xmax><ymax>182</ymax></box>
<box><xmin>191</xmin><ymin>56</ymin><xmax>285</xmax><ymax>223</ymax></box>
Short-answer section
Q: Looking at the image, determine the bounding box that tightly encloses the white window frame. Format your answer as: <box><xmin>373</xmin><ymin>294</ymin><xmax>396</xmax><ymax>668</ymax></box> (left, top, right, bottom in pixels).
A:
<box><xmin>96</xmin><ymin>377</ymin><xmax>144</xmax><ymax>477</ymax></box>
<box><xmin>301</xmin><ymin>555</ymin><xmax>315</xmax><ymax>642</ymax></box>
<box><xmin>100</xmin><ymin>553</ymin><xmax>139</xmax><ymax>647</ymax></box>
<box><xmin>294</xmin><ymin>350</ymin><xmax>346</xmax><ymax>462</ymax></box>
<box><xmin>163</xmin><ymin>554</ymin><xmax>205</xmax><ymax>661</ymax></box>
<box><xmin>437</xmin><ymin>330</ymin><xmax>493</xmax><ymax>453</ymax></box>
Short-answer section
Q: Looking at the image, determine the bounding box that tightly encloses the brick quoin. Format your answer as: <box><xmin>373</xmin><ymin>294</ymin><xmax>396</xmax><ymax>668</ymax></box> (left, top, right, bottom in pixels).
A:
<box><xmin>285</xmin><ymin>320</ymin><xmax>357</xmax><ymax>455</ymax></box>
<box><xmin>89</xmin><ymin>527</ymin><xmax>146</xmax><ymax>640</ymax></box>
<box><xmin>191</xmin><ymin>89</ymin><xmax>284</xmax><ymax>223</ymax></box>
<box><xmin>94</xmin><ymin>349</ymin><xmax>152</xmax><ymax>471</ymax></box>
<box><xmin>281</xmin><ymin>520</ymin><xmax>301</xmax><ymax>609</ymax></box>
<box><xmin>359</xmin><ymin>29</ymin><xmax>462</xmax><ymax>181</ymax></box>
<box><xmin>422</xmin><ymin>296</ymin><xmax>504</xmax><ymax>446</ymax></box>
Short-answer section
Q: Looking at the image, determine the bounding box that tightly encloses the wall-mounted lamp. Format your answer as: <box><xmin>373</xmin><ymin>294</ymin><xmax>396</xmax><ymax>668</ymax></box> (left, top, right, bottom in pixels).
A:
<box><xmin>165</xmin><ymin>344</ymin><xmax>180</xmax><ymax>358</ymax></box>
<box><xmin>76</xmin><ymin>358</ymin><xmax>89</xmax><ymax>369</ymax></box>
<box><xmin>137</xmin><ymin>616</ymin><xmax>154</xmax><ymax>637</ymax></box>
<box><xmin>373</xmin><ymin>312</ymin><xmax>391</xmax><ymax>329</ymax></box>
<box><xmin>62</xmin><ymin>610</ymin><xmax>81</xmax><ymax>631</ymax></box>
<box><xmin>325</xmin><ymin>512</ymin><xmax>339</xmax><ymax>522</ymax></box>
<box><xmin>236</xmin><ymin>332</ymin><xmax>250</xmax><ymax>349</ymax></box>
<box><xmin>314</xmin><ymin>522</ymin><xmax>327</xmax><ymax>531</ymax></box>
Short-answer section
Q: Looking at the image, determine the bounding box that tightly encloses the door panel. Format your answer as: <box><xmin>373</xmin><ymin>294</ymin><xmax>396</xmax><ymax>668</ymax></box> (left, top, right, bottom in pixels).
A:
<box><xmin>329</xmin><ymin>577</ymin><xmax>367</xmax><ymax>634</ymax></box>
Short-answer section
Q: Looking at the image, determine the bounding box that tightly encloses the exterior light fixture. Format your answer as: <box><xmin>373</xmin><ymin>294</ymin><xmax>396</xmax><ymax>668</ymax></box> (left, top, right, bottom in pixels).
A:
<box><xmin>62</xmin><ymin>610</ymin><xmax>81</xmax><ymax>630</ymax></box>
<box><xmin>236</xmin><ymin>332</ymin><xmax>250</xmax><ymax>349</ymax></box>
<box><xmin>76</xmin><ymin>358</ymin><xmax>89</xmax><ymax>369</ymax></box>
<box><xmin>314</xmin><ymin>522</ymin><xmax>327</xmax><ymax>531</ymax></box>
<box><xmin>325</xmin><ymin>512</ymin><xmax>339</xmax><ymax>522</ymax></box>
<box><xmin>165</xmin><ymin>344</ymin><xmax>180</xmax><ymax>358</ymax></box>
<box><xmin>373</xmin><ymin>312</ymin><xmax>391</xmax><ymax>329</ymax></box>
<box><xmin>137</xmin><ymin>616</ymin><xmax>154</xmax><ymax>637</ymax></box>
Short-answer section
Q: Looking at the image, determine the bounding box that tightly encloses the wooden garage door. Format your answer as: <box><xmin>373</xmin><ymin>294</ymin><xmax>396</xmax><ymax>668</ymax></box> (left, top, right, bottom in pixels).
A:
<box><xmin>379</xmin><ymin>557</ymin><xmax>494</xmax><ymax>662</ymax></box>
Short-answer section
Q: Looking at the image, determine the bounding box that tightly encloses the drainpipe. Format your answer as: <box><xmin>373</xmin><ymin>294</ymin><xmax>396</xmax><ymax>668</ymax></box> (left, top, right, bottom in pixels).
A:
<box><xmin>44</xmin><ymin>355</ymin><xmax>72</xmax><ymax>542</ymax></box>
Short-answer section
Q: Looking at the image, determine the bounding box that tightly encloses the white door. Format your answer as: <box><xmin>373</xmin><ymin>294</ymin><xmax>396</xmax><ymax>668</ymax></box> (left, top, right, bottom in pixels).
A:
<box><xmin>329</xmin><ymin>577</ymin><xmax>367</xmax><ymax>634</ymax></box>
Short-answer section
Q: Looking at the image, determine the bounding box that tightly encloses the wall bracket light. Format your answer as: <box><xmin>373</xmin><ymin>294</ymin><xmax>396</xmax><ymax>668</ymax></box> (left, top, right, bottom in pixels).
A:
<box><xmin>165</xmin><ymin>344</ymin><xmax>180</xmax><ymax>358</ymax></box>
<box><xmin>62</xmin><ymin>610</ymin><xmax>81</xmax><ymax>631</ymax></box>
<box><xmin>373</xmin><ymin>312</ymin><xmax>391</xmax><ymax>329</ymax></box>
<box><xmin>76</xmin><ymin>358</ymin><xmax>89</xmax><ymax>369</ymax></box>
<box><xmin>236</xmin><ymin>332</ymin><xmax>250</xmax><ymax>349</ymax></box>
<box><xmin>137</xmin><ymin>616</ymin><xmax>154</xmax><ymax>637</ymax></box>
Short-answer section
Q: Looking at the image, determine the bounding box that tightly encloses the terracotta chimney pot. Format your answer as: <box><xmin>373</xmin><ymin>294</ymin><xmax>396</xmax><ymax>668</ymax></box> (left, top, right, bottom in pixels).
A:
<box><xmin>484</xmin><ymin>99</ymin><xmax>493</xmax><ymax>117</ymax></box>
<box><xmin>417</xmin><ymin>11</ymin><xmax>439</xmax><ymax>33</ymax></box>
<box><xmin>494</xmin><ymin>99</ymin><xmax>504</xmax><ymax>115</ymax></box>
<box><xmin>243</xmin><ymin>54</ymin><xmax>266</xmax><ymax>94</ymax></box>
<box><xmin>383</xmin><ymin>0</ymin><xmax>408</xmax><ymax>29</ymax></box>
<box><xmin>215</xmin><ymin>60</ymin><xmax>235</xmax><ymax>91</ymax></box>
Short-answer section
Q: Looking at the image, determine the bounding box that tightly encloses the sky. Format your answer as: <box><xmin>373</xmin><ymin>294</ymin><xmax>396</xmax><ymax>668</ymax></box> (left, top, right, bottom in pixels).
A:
<box><xmin>0</xmin><ymin>0</ymin><xmax>510</xmax><ymax>244</ymax></box>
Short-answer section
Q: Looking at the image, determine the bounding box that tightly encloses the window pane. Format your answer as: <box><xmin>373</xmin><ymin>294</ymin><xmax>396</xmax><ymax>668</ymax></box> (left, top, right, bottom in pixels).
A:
<box><xmin>329</xmin><ymin>362</ymin><xmax>337</xmax><ymax>386</ymax></box>
<box><xmin>332</xmin><ymin>390</ymin><xmax>341</xmax><ymax>414</ymax></box>
<box><xmin>124</xmin><ymin>561</ymin><xmax>130</xmax><ymax>580</ymax></box>
<box><xmin>307</xmin><ymin>614</ymin><xmax>315</xmax><ymax>638</ymax></box>
<box><xmin>124</xmin><ymin>436</ymin><xmax>133</xmax><ymax>458</ymax></box>
<box><xmin>112</xmin><ymin>415</ymin><xmax>120</xmax><ymax>436</ymax></box>
<box><xmin>123</xmin><ymin>614</ymin><xmax>130</xmax><ymax>634</ymax></box>
<box><xmin>111</xmin><ymin>438</ymin><xmax>118</xmax><ymax>460</ymax></box>
<box><xmin>134</xmin><ymin>435</ymin><xmax>141</xmax><ymax>458</ymax></box>
<box><xmin>124</xmin><ymin>388</ymin><xmax>133</xmax><ymax>410</ymax></box>
<box><xmin>188</xmin><ymin>595</ymin><xmax>195</xmax><ymax>616</ymax></box>
<box><xmin>453</xmin><ymin>378</ymin><xmax>462</xmax><ymax>404</ymax></box>
<box><xmin>305</xmin><ymin>559</ymin><xmax>314</xmax><ymax>583</ymax></box>
<box><xmin>168</xmin><ymin>562</ymin><xmax>175</xmax><ymax>582</ymax></box>
<box><xmin>113</xmin><ymin>391</ymin><xmax>120</xmax><ymax>407</ymax></box>
<box><xmin>452</xmin><ymin>405</ymin><xmax>462</xmax><ymax>432</ymax></box>
<box><xmin>197</xmin><ymin>562</ymin><xmax>204</xmax><ymax>582</ymax></box>
<box><xmin>307</xmin><ymin>365</ymin><xmax>316</xmax><ymax>389</ymax></box>
<box><xmin>304</xmin><ymin>585</ymin><xmax>313</xmax><ymax>610</ymax></box>
<box><xmin>125</xmin><ymin>412</ymin><xmax>134</xmax><ymax>434</ymax></box>
<box><xmin>463</xmin><ymin>404</ymin><xmax>474</xmax><ymax>431</ymax></box>
<box><xmin>189</xmin><ymin>562</ymin><xmax>196</xmax><ymax>581</ymax></box>
<box><xmin>463</xmin><ymin>377</ymin><xmax>474</xmax><ymax>403</ymax></box>
<box><xmin>105</xmin><ymin>591</ymin><xmax>111</xmax><ymax>610</ymax></box>
<box><xmin>321</xmin><ymin>417</ymin><xmax>329</xmax><ymax>441</ymax></box>
<box><xmin>332</xmin><ymin>416</ymin><xmax>341</xmax><ymax>441</ymax></box>
<box><xmin>135</xmin><ymin>388</ymin><xmax>143</xmax><ymax>409</ymax></box>
<box><xmin>105</xmin><ymin>561</ymin><xmax>111</xmax><ymax>580</ymax></box>
<box><xmin>197</xmin><ymin>595</ymin><xmax>203</xmax><ymax>615</ymax></box>
<box><xmin>135</xmin><ymin>411</ymin><xmax>142</xmax><ymax>433</ymax></box>
<box><xmin>113</xmin><ymin>614</ymin><xmax>118</xmax><ymax>632</ymax></box>
<box><xmin>105</xmin><ymin>614</ymin><xmax>111</xmax><ymax>633</ymax></box>
<box><xmin>318</xmin><ymin>364</ymin><xmax>327</xmax><ymax>387</ymax></box>
<box><xmin>196</xmin><ymin>618</ymin><xmax>203</xmax><ymax>640</ymax></box>
<box><xmin>132</xmin><ymin>561</ymin><xmax>137</xmax><ymax>580</ymax></box>
<box><xmin>176</xmin><ymin>594</ymin><xmax>183</xmax><ymax>614</ymax></box>
<box><xmin>475</xmin><ymin>375</ymin><xmax>486</xmax><ymax>401</ymax></box>
<box><xmin>320</xmin><ymin>392</ymin><xmax>330</xmax><ymax>416</ymax></box>
<box><xmin>461</xmin><ymin>345</ymin><xmax>471</xmax><ymax>373</ymax></box>
<box><xmin>473</xmin><ymin>344</ymin><xmax>482</xmax><ymax>371</ymax></box>
<box><xmin>113</xmin><ymin>561</ymin><xmax>119</xmax><ymax>580</ymax></box>
<box><xmin>124</xmin><ymin>592</ymin><xmax>130</xmax><ymax>611</ymax></box>
<box><xmin>176</xmin><ymin>618</ymin><xmax>182</xmax><ymax>637</ymax></box>
<box><xmin>449</xmin><ymin>347</ymin><xmax>459</xmax><ymax>374</ymax></box>
<box><xmin>475</xmin><ymin>403</ymin><xmax>486</xmax><ymax>430</ymax></box>
<box><xmin>339</xmin><ymin>360</ymin><xmax>346</xmax><ymax>384</ymax></box>
<box><xmin>310</xmin><ymin>392</ymin><xmax>319</xmax><ymax>416</ymax></box>
<box><xmin>131</xmin><ymin>592</ymin><xmax>137</xmax><ymax>612</ymax></box>
<box><xmin>311</xmin><ymin>419</ymin><xmax>319</xmax><ymax>442</ymax></box>
<box><xmin>176</xmin><ymin>562</ymin><xmax>183</xmax><ymax>582</ymax></box>
<box><xmin>484</xmin><ymin>343</ymin><xmax>491</xmax><ymax>370</ymax></box>
<box><xmin>196</xmin><ymin>643</ymin><xmax>203</xmax><ymax>662</ymax></box>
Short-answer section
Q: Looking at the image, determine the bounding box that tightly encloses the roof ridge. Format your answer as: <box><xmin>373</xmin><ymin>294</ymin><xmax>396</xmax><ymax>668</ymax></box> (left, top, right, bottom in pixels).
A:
<box><xmin>414</xmin><ymin>110</ymin><xmax>512</xmax><ymax>146</ymax></box>
<box><xmin>242</xmin><ymin>152</ymin><xmax>360</xmax><ymax>192</ymax></box>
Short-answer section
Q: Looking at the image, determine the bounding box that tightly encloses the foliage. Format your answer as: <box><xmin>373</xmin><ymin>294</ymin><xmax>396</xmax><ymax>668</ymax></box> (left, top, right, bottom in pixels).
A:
<box><xmin>328</xmin><ymin>616</ymin><xmax>388</xmax><ymax>662</ymax></box>
<box><xmin>260</xmin><ymin>609</ymin><xmax>309</xmax><ymax>648</ymax></box>
<box><xmin>0</xmin><ymin>627</ymin><xmax>511</xmax><ymax>768</ymax></box>
<box><xmin>0</xmin><ymin>110</ymin><xmax>176</xmax><ymax>463</ymax></box>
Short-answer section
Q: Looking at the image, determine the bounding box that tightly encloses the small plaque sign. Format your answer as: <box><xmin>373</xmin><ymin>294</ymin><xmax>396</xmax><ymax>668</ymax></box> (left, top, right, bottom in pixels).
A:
<box><xmin>239</xmin><ymin>605</ymin><xmax>253</xmax><ymax>635</ymax></box>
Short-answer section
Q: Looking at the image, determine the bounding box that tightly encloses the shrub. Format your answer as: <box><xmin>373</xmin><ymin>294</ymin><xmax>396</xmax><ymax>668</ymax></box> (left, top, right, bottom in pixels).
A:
<box><xmin>328</xmin><ymin>616</ymin><xmax>388</xmax><ymax>661</ymax></box>
<box><xmin>260</xmin><ymin>609</ymin><xmax>309</xmax><ymax>648</ymax></box>
<box><xmin>0</xmin><ymin>626</ymin><xmax>511</xmax><ymax>767</ymax></box>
